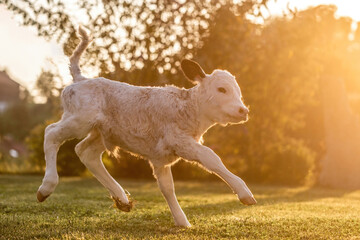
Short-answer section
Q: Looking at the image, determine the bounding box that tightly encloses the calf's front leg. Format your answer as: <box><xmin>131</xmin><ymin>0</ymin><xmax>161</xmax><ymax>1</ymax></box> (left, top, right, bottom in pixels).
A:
<box><xmin>176</xmin><ymin>141</ymin><xmax>257</xmax><ymax>205</ymax></box>
<box><xmin>153</xmin><ymin>166</ymin><xmax>191</xmax><ymax>227</ymax></box>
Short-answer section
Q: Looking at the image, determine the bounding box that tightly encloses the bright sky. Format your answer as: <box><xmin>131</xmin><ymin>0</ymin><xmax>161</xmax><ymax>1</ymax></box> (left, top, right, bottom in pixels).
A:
<box><xmin>0</xmin><ymin>0</ymin><xmax>359</xmax><ymax>99</ymax></box>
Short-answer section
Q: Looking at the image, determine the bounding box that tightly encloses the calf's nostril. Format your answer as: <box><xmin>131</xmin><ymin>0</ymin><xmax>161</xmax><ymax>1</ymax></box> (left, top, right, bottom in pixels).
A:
<box><xmin>239</xmin><ymin>108</ymin><xmax>249</xmax><ymax>115</ymax></box>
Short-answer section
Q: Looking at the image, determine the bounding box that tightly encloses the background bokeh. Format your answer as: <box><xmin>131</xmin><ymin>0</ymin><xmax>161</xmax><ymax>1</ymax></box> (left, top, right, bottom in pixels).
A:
<box><xmin>1</xmin><ymin>0</ymin><xmax>360</xmax><ymax>188</ymax></box>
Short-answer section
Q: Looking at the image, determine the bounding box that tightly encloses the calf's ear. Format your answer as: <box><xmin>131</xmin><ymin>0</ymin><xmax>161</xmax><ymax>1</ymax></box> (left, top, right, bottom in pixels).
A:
<box><xmin>181</xmin><ymin>59</ymin><xmax>206</xmax><ymax>83</ymax></box>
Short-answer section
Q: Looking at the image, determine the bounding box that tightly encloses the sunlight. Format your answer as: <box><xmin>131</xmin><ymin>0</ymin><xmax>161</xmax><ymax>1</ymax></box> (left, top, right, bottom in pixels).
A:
<box><xmin>336</xmin><ymin>1</ymin><xmax>360</xmax><ymax>21</ymax></box>
<box><xmin>267</xmin><ymin>0</ymin><xmax>360</xmax><ymax>21</ymax></box>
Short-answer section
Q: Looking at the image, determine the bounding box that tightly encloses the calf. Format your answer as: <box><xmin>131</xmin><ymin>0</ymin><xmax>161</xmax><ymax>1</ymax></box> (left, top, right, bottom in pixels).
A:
<box><xmin>37</xmin><ymin>27</ymin><xmax>256</xmax><ymax>227</ymax></box>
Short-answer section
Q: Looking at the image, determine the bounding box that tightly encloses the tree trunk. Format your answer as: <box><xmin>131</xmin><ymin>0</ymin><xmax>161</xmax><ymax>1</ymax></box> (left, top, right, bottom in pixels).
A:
<box><xmin>319</xmin><ymin>75</ymin><xmax>360</xmax><ymax>189</ymax></box>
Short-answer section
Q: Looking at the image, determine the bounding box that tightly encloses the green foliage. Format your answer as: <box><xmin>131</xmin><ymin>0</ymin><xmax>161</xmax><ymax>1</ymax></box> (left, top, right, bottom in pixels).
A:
<box><xmin>3</xmin><ymin>1</ymin><xmax>360</xmax><ymax>185</ymax></box>
<box><xmin>0</xmin><ymin>69</ymin><xmax>60</xmax><ymax>144</ymax></box>
<box><xmin>2</xmin><ymin>0</ymin><xmax>270</xmax><ymax>179</ymax></box>
<box><xmin>194</xmin><ymin>5</ymin><xmax>360</xmax><ymax>185</ymax></box>
<box><xmin>57</xmin><ymin>139</ymin><xmax>85</xmax><ymax>176</ymax></box>
<box><xmin>193</xmin><ymin>6</ymin><xmax>320</xmax><ymax>185</ymax></box>
<box><xmin>0</xmin><ymin>100</ymin><xmax>32</xmax><ymax>140</ymax></box>
<box><xmin>0</xmin><ymin>100</ymin><xmax>53</xmax><ymax>141</ymax></box>
<box><xmin>3</xmin><ymin>0</ymin><xmax>262</xmax><ymax>86</ymax></box>
<box><xmin>1</xmin><ymin>175</ymin><xmax>360</xmax><ymax>239</ymax></box>
<box><xmin>25</xmin><ymin>123</ymin><xmax>45</xmax><ymax>172</ymax></box>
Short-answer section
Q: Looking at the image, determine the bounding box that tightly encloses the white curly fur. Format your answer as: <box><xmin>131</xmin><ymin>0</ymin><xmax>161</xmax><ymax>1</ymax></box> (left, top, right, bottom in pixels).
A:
<box><xmin>37</xmin><ymin>27</ymin><xmax>256</xmax><ymax>227</ymax></box>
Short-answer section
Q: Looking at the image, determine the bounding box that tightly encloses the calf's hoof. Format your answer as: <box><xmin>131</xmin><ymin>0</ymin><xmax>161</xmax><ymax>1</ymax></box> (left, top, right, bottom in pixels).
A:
<box><xmin>37</xmin><ymin>191</ymin><xmax>49</xmax><ymax>202</ymax></box>
<box><xmin>239</xmin><ymin>195</ymin><xmax>257</xmax><ymax>205</ymax></box>
<box><xmin>112</xmin><ymin>196</ymin><xmax>134</xmax><ymax>212</ymax></box>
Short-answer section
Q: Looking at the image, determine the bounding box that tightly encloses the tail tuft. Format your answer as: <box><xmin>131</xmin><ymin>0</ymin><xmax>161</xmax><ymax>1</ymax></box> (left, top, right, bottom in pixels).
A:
<box><xmin>69</xmin><ymin>26</ymin><xmax>91</xmax><ymax>82</ymax></box>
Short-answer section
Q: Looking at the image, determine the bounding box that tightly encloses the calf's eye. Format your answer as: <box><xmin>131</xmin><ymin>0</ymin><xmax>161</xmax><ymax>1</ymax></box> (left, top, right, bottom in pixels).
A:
<box><xmin>218</xmin><ymin>87</ymin><xmax>227</xmax><ymax>93</ymax></box>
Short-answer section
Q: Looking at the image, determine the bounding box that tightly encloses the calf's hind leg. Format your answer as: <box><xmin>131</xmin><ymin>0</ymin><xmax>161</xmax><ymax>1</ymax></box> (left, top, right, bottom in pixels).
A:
<box><xmin>37</xmin><ymin>115</ymin><xmax>91</xmax><ymax>202</ymax></box>
<box><xmin>75</xmin><ymin>130</ymin><xmax>132</xmax><ymax>211</ymax></box>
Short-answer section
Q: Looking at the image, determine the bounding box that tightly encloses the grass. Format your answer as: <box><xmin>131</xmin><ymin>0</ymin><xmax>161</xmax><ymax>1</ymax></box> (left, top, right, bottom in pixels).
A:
<box><xmin>1</xmin><ymin>175</ymin><xmax>360</xmax><ymax>240</ymax></box>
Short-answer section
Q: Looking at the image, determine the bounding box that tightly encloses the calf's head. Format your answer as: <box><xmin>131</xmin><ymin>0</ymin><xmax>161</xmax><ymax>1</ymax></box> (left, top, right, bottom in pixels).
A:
<box><xmin>181</xmin><ymin>59</ymin><xmax>249</xmax><ymax>125</ymax></box>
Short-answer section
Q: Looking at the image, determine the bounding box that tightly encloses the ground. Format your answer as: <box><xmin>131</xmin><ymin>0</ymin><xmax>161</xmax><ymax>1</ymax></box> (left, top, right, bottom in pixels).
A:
<box><xmin>1</xmin><ymin>175</ymin><xmax>360</xmax><ymax>240</ymax></box>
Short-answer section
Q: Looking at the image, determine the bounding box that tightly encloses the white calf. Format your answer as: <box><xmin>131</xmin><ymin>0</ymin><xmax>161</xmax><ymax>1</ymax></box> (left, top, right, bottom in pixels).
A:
<box><xmin>37</xmin><ymin>27</ymin><xmax>256</xmax><ymax>227</ymax></box>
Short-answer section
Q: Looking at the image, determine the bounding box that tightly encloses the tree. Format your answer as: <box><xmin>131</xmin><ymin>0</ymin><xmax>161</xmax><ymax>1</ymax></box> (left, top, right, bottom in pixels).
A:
<box><xmin>2</xmin><ymin>0</ymin><xmax>261</xmax><ymax>84</ymax></box>
<box><xmin>194</xmin><ymin>4</ymin><xmax>360</xmax><ymax>185</ymax></box>
<box><xmin>2</xmin><ymin>0</ymin><xmax>269</xmax><ymax>178</ymax></box>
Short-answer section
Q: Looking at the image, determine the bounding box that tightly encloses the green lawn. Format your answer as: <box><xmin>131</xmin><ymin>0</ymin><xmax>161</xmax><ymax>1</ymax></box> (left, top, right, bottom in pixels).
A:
<box><xmin>1</xmin><ymin>175</ymin><xmax>360</xmax><ymax>239</ymax></box>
